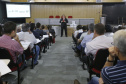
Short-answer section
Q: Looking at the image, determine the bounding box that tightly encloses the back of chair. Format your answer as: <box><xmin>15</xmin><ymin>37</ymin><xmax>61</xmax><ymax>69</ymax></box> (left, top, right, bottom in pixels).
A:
<box><xmin>92</xmin><ymin>49</ymin><xmax>109</xmax><ymax>74</ymax></box>
<box><xmin>0</xmin><ymin>47</ymin><xmax>14</xmax><ymax>61</ymax></box>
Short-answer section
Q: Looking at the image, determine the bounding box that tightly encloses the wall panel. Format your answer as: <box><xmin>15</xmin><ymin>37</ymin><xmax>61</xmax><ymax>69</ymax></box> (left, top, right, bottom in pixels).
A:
<box><xmin>26</xmin><ymin>4</ymin><xmax>102</xmax><ymax>24</ymax></box>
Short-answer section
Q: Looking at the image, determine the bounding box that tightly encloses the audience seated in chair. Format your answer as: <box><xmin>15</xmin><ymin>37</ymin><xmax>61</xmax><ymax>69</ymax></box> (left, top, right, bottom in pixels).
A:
<box><xmin>30</xmin><ymin>23</ymin><xmax>40</xmax><ymax>39</ymax></box>
<box><xmin>35</xmin><ymin>22</ymin><xmax>43</xmax><ymax>37</ymax></box>
<box><xmin>42</xmin><ymin>25</ymin><xmax>49</xmax><ymax>35</ymax></box>
<box><xmin>104</xmin><ymin>24</ymin><xmax>114</xmax><ymax>37</ymax></box>
<box><xmin>16</xmin><ymin>25</ymin><xmax>22</xmax><ymax>33</ymax></box>
<box><xmin>88</xmin><ymin>30</ymin><xmax>126</xmax><ymax>84</ymax></box>
<box><xmin>85</xmin><ymin>23</ymin><xmax>113</xmax><ymax>56</ymax></box>
<box><xmin>0</xmin><ymin>21</ymin><xmax>24</xmax><ymax>64</ymax></box>
<box><xmin>72</xmin><ymin>25</ymin><xmax>83</xmax><ymax>45</ymax></box>
<box><xmin>73</xmin><ymin>23</ymin><xmax>94</xmax><ymax>55</ymax></box>
<box><xmin>81</xmin><ymin>23</ymin><xmax>94</xmax><ymax>49</ymax></box>
<box><xmin>77</xmin><ymin>26</ymin><xmax>88</xmax><ymax>44</ymax></box>
<box><xmin>17</xmin><ymin>23</ymin><xmax>40</xmax><ymax>65</ymax></box>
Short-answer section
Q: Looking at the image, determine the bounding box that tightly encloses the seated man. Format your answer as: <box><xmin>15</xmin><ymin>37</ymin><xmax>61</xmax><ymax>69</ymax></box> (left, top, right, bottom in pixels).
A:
<box><xmin>77</xmin><ymin>26</ymin><xmax>87</xmax><ymax>44</ymax></box>
<box><xmin>35</xmin><ymin>22</ymin><xmax>44</xmax><ymax>37</ymax></box>
<box><xmin>0</xmin><ymin>21</ymin><xmax>24</xmax><ymax>67</ymax></box>
<box><xmin>88</xmin><ymin>30</ymin><xmax>126</xmax><ymax>84</ymax></box>
<box><xmin>85</xmin><ymin>23</ymin><xmax>113</xmax><ymax>56</ymax></box>
<box><xmin>17</xmin><ymin>23</ymin><xmax>40</xmax><ymax>65</ymax></box>
<box><xmin>81</xmin><ymin>23</ymin><xmax>94</xmax><ymax>48</ymax></box>
<box><xmin>73</xmin><ymin>23</ymin><xmax>94</xmax><ymax>53</ymax></box>
<box><xmin>30</xmin><ymin>23</ymin><xmax>40</xmax><ymax>39</ymax></box>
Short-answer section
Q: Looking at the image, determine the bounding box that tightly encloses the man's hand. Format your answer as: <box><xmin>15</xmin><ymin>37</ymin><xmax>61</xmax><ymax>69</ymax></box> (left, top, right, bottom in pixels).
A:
<box><xmin>13</xmin><ymin>34</ymin><xmax>19</xmax><ymax>42</ymax></box>
<box><xmin>109</xmin><ymin>46</ymin><xmax>117</xmax><ymax>57</ymax></box>
<box><xmin>99</xmin><ymin>78</ymin><xmax>104</xmax><ymax>84</ymax></box>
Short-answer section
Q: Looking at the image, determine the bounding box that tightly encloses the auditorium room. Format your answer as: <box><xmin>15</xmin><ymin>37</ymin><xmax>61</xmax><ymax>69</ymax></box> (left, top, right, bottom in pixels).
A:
<box><xmin>0</xmin><ymin>0</ymin><xmax>126</xmax><ymax>84</ymax></box>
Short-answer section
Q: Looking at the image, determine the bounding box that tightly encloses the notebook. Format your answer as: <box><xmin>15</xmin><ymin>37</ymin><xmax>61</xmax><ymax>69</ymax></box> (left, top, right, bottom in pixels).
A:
<box><xmin>0</xmin><ymin>60</ymin><xmax>11</xmax><ymax>76</ymax></box>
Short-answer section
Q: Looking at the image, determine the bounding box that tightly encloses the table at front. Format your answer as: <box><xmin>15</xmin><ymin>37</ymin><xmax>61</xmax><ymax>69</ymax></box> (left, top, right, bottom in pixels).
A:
<box><xmin>52</xmin><ymin>26</ymin><xmax>75</xmax><ymax>37</ymax></box>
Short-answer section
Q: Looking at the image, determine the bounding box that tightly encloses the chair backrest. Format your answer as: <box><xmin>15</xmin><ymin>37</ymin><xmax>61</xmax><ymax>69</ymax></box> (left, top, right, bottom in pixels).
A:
<box><xmin>0</xmin><ymin>47</ymin><xmax>14</xmax><ymax>61</ymax></box>
<box><xmin>68</xmin><ymin>16</ymin><xmax>72</xmax><ymax>18</ymax></box>
<box><xmin>49</xmin><ymin>16</ymin><xmax>54</xmax><ymax>18</ymax></box>
<box><xmin>92</xmin><ymin>48</ymin><xmax>109</xmax><ymax>74</ymax></box>
<box><xmin>55</xmin><ymin>16</ymin><xmax>60</xmax><ymax>18</ymax></box>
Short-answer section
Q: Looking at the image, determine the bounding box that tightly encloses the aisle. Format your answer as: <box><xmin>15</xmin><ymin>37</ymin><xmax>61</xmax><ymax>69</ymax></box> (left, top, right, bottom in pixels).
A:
<box><xmin>22</xmin><ymin>37</ymin><xmax>89</xmax><ymax>84</ymax></box>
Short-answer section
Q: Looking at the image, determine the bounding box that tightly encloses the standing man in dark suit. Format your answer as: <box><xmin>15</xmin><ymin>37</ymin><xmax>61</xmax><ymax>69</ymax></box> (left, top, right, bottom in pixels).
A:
<box><xmin>59</xmin><ymin>14</ymin><xmax>68</xmax><ymax>37</ymax></box>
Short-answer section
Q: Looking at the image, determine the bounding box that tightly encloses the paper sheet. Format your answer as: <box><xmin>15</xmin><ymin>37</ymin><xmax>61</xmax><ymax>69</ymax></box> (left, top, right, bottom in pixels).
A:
<box><xmin>0</xmin><ymin>60</ymin><xmax>11</xmax><ymax>76</ymax></box>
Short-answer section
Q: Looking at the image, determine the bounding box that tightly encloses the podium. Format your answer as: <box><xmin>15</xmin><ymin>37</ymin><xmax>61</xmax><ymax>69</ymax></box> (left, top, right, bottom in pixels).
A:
<box><xmin>100</xmin><ymin>17</ymin><xmax>106</xmax><ymax>25</ymax></box>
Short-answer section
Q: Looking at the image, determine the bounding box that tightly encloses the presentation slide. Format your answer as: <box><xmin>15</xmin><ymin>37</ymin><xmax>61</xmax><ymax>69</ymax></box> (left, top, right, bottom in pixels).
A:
<box><xmin>6</xmin><ymin>4</ymin><xmax>31</xmax><ymax>18</ymax></box>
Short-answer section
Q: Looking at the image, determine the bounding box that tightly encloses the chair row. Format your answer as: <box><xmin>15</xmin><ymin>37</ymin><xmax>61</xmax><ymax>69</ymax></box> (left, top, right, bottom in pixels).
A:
<box><xmin>0</xmin><ymin>35</ymin><xmax>54</xmax><ymax>84</ymax></box>
<box><xmin>49</xmin><ymin>15</ymin><xmax>72</xmax><ymax>18</ymax></box>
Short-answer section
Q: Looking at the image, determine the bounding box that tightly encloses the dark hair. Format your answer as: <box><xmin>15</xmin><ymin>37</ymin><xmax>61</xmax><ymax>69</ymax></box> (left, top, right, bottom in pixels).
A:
<box><xmin>94</xmin><ymin>23</ymin><xmax>105</xmax><ymax>35</ymax></box>
<box><xmin>3</xmin><ymin>21</ymin><xmax>16</xmax><ymax>34</ymax></box>
<box><xmin>105</xmin><ymin>24</ymin><xmax>112</xmax><ymax>32</ymax></box>
<box><xmin>36</xmin><ymin>22</ymin><xmax>41</xmax><ymax>28</ymax></box>
<box><xmin>22</xmin><ymin>23</ymin><xmax>30</xmax><ymax>32</ymax></box>
<box><xmin>30</xmin><ymin>23</ymin><xmax>35</xmax><ymax>32</ymax></box>
<box><xmin>41</xmin><ymin>25</ymin><xmax>45</xmax><ymax>29</ymax></box>
<box><xmin>82</xmin><ymin>26</ymin><xmax>87</xmax><ymax>31</ymax></box>
<box><xmin>76</xmin><ymin>25</ymin><xmax>82</xmax><ymax>30</ymax></box>
<box><xmin>88</xmin><ymin>23</ymin><xmax>94</xmax><ymax>32</ymax></box>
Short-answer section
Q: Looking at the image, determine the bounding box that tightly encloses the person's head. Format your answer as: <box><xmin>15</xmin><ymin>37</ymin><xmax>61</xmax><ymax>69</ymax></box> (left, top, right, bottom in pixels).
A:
<box><xmin>76</xmin><ymin>25</ymin><xmax>82</xmax><ymax>30</ymax></box>
<box><xmin>113</xmin><ymin>30</ymin><xmax>126</xmax><ymax>57</ymax></box>
<box><xmin>62</xmin><ymin>14</ymin><xmax>65</xmax><ymax>18</ymax></box>
<box><xmin>30</xmin><ymin>23</ymin><xmax>35</xmax><ymax>32</ymax></box>
<box><xmin>82</xmin><ymin>26</ymin><xmax>87</xmax><ymax>32</ymax></box>
<box><xmin>36</xmin><ymin>22</ymin><xmax>41</xmax><ymax>28</ymax></box>
<box><xmin>22</xmin><ymin>23</ymin><xmax>30</xmax><ymax>32</ymax></box>
<box><xmin>44</xmin><ymin>25</ymin><xmax>48</xmax><ymax>30</ymax></box>
<box><xmin>88</xmin><ymin>23</ymin><xmax>94</xmax><ymax>33</ymax></box>
<box><xmin>94</xmin><ymin>23</ymin><xmax>105</xmax><ymax>35</ymax></box>
<box><xmin>3</xmin><ymin>21</ymin><xmax>16</xmax><ymax>37</ymax></box>
<box><xmin>118</xmin><ymin>26</ymin><xmax>125</xmax><ymax>30</ymax></box>
<box><xmin>16</xmin><ymin>25</ymin><xmax>22</xmax><ymax>33</ymax></box>
<box><xmin>47</xmin><ymin>25</ymin><xmax>52</xmax><ymax>30</ymax></box>
<box><xmin>105</xmin><ymin>24</ymin><xmax>112</xmax><ymax>32</ymax></box>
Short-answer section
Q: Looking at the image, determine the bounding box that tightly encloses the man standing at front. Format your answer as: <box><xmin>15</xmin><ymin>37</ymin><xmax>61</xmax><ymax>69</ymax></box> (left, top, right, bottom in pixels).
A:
<box><xmin>60</xmin><ymin>14</ymin><xmax>68</xmax><ymax>37</ymax></box>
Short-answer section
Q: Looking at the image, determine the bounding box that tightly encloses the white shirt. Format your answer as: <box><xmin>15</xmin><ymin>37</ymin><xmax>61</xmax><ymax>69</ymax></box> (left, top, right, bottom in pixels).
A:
<box><xmin>74</xmin><ymin>29</ymin><xmax>83</xmax><ymax>38</ymax></box>
<box><xmin>17</xmin><ymin>32</ymin><xmax>37</xmax><ymax>49</ymax></box>
<box><xmin>79</xmin><ymin>32</ymin><xmax>87</xmax><ymax>41</ymax></box>
<box><xmin>105</xmin><ymin>32</ymin><xmax>114</xmax><ymax>37</ymax></box>
<box><xmin>85</xmin><ymin>35</ymin><xmax>113</xmax><ymax>56</ymax></box>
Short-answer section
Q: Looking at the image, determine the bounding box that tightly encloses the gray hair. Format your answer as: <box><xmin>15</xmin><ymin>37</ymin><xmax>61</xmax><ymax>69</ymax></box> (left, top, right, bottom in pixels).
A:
<box><xmin>88</xmin><ymin>23</ymin><xmax>94</xmax><ymax>32</ymax></box>
<box><xmin>16</xmin><ymin>25</ymin><xmax>22</xmax><ymax>33</ymax></box>
<box><xmin>114</xmin><ymin>30</ymin><xmax>126</xmax><ymax>56</ymax></box>
<box><xmin>22</xmin><ymin>23</ymin><xmax>30</xmax><ymax>32</ymax></box>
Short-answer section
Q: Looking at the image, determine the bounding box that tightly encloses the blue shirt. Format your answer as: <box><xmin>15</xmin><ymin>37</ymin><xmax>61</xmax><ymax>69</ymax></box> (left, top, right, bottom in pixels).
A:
<box><xmin>81</xmin><ymin>33</ymin><xmax>94</xmax><ymax>48</ymax></box>
<box><xmin>102</xmin><ymin>60</ymin><xmax>126</xmax><ymax>84</ymax></box>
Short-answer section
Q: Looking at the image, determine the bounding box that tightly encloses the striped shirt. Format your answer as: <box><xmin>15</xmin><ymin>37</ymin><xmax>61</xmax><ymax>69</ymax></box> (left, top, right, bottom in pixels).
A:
<box><xmin>0</xmin><ymin>35</ymin><xmax>23</xmax><ymax>63</ymax></box>
<box><xmin>101</xmin><ymin>60</ymin><xmax>126</xmax><ymax>84</ymax></box>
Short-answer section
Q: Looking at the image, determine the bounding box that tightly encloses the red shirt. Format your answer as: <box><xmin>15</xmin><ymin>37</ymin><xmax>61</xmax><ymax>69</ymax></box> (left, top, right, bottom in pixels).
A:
<box><xmin>0</xmin><ymin>35</ymin><xmax>23</xmax><ymax>63</ymax></box>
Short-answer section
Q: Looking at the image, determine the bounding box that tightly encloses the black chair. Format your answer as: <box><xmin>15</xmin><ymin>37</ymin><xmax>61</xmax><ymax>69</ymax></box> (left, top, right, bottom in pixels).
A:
<box><xmin>24</xmin><ymin>45</ymin><xmax>37</xmax><ymax>69</ymax></box>
<box><xmin>86</xmin><ymin>48</ymin><xmax>109</xmax><ymax>80</ymax></box>
<box><xmin>0</xmin><ymin>47</ymin><xmax>24</xmax><ymax>84</ymax></box>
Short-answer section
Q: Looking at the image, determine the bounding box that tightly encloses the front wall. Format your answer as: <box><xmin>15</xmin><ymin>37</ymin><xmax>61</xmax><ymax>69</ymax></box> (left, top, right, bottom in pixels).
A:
<box><xmin>26</xmin><ymin>4</ymin><xmax>102</xmax><ymax>24</ymax></box>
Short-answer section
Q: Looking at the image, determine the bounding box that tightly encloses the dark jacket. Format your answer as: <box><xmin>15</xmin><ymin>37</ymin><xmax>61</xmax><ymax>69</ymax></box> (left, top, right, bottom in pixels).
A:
<box><xmin>34</xmin><ymin>28</ymin><xmax>43</xmax><ymax>37</ymax></box>
<box><xmin>59</xmin><ymin>18</ymin><xmax>68</xmax><ymax>28</ymax></box>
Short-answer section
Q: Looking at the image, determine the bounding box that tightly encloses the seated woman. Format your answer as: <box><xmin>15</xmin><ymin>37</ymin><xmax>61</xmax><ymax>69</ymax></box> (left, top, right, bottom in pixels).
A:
<box><xmin>42</xmin><ymin>25</ymin><xmax>49</xmax><ymax>35</ymax></box>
